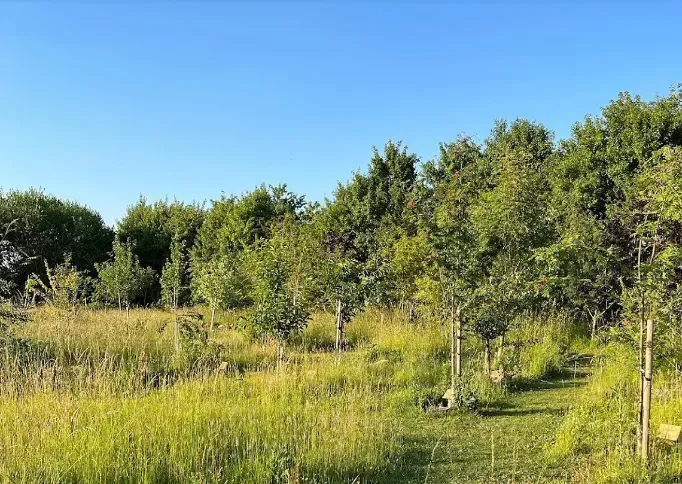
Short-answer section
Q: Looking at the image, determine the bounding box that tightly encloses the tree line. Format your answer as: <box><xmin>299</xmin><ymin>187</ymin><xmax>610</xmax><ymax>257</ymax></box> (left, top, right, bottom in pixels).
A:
<box><xmin>2</xmin><ymin>88</ymin><xmax>682</xmax><ymax>381</ymax></box>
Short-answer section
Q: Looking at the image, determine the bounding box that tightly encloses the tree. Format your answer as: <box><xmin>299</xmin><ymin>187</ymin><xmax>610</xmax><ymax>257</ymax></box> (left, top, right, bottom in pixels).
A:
<box><xmin>117</xmin><ymin>197</ymin><xmax>205</xmax><ymax>302</ymax></box>
<box><xmin>468</xmin><ymin>120</ymin><xmax>555</xmax><ymax>371</ymax></box>
<box><xmin>96</xmin><ymin>237</ymin><xmax>155</xmax><ymax>320</ymax></box>
<box><xmin>0</xmin><ymin>220</ymin><xmax>27</xmax><ymax>300</ymax></box>
<box><xmin>25</xmin><ymin>257</ymin><xmax>86</xmax><ymax>312</ymax></box>
<box><xmin>161</xmin><ymin>240</ymin><xmax>188</xmax><ymax>354</ymax></box>
<box><xmin>0</xmin><ymin>189</ymin><xmax>113</xmax><ymax>291</ymax></box>
<box><xmin>192</xmin><ymin>254</ymin><xmax>249</xmax><ymax>328</ymax></box>
<box><xmin>246</xmin><ymin>225</ymin><xmax>310</xmax><ymax>368</ymax></box>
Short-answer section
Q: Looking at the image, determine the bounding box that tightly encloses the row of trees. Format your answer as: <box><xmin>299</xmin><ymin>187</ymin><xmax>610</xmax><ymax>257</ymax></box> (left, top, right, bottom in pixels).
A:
<box><xmin>2</xmin><ymin>88</ymin><xmax>682</xmax><ymax>377</ymax></box>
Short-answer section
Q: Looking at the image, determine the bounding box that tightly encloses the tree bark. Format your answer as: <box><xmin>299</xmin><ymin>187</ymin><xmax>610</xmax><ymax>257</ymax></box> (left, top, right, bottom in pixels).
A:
<box><xmin>641</xmin><ymin>318</ymin><xmax>654</xmax><ymax>461</ymax></box>
<box><xmin>210</xmin><ymin>303</ymin><xmax>216</xmax><ymax>331</ymax></box>
<box><xmin>496</xmin><ymin>334</ymin><xmax>504</xmax><ymax>369</ymax></box>
<box><xmin>484</xmin><ymin>339</ymin><xmax>491</xmax><ymax>376</ymax></box>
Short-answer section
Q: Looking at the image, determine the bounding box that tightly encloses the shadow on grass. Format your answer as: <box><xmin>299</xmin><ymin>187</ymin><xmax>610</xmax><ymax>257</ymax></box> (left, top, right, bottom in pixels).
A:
<box><xmin>365</xmin><ymin>435</ymin><xmax>435</xmax><ymax>484</ymax></box>
<box><xmin>478</xmin><ymin>406</ymin><xmax>568</xmax><ymax>418</ymax></box>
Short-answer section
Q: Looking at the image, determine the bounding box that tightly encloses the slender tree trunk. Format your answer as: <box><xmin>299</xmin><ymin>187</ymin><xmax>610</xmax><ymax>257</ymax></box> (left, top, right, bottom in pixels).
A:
<box><xmin>335</xmin><ymin>298</ymin><xmax>343</xmax><ymax>353</ymax></box>
<box><xmin>210</xmin><ymin>304</ymin><xmax>216</xmax><ymax>331</ymax></box>
<box><xmin>496</xmin><ymin>334</ymin><xmax>504</xmax><ymax>369</ymax></box>
<box><xmin>409</xmin><ymin>300</ymin><xmax>416</xmax><ymax>324</ymax></box>
<box><xmin>591</xmin><ymin>312</ymin><xmax>598</xmax><ymax>339</ymax></box>
<box><xmin>637</xmin><ymin>237</ymin><xmax>645</xmax><ymax>454</ymax></box>
<box><xmin>484</xmin><ymin>339</ymin><xmax>491</xmax><ymax>376</ymax></box>
<box><xmin>641</xmin><ymin>318</ymin><xmax>654</xmax><ymax>461</ymax></box>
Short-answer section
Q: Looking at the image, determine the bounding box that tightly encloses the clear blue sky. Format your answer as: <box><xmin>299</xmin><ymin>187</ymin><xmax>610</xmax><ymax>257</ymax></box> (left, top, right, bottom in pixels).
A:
<box><xmin>3</xmin><ymin>2</ymin><xmax>682</xmax><ymax>226</ymax></box>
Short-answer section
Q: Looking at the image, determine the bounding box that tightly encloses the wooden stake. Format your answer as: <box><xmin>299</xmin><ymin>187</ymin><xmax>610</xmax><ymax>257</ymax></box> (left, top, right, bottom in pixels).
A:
<box><xmin>450</xmin><ymin>301</ymin><xmax>456</xmax><ymax>391</ymax></box>
<box><xmin>455</xmin><ymin>307</ymin><xmax>462</xmax><ymax>378</ymax></box>
<box><xmin>335</xmin><ymin>298</ymin><xmax>343</xmax><ymax>353</ymax></box>
<box><xmin>641</xmin><ymin>318</ymin><xmax>654</xmax><ymax>461</ymax></box>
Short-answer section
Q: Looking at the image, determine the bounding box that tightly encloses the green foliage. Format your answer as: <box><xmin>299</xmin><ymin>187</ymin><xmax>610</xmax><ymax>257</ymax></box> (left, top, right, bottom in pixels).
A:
<box><xmin>191</xmin><ymin>253</ymin><xmax>250</xmax><ymax>312</ymax></box>
<box><xmin>26</xmin><ymin>257</ymin><xmax>86</xmax><ymax>310</ymax></box>
<box><xmin>247</xmin><ymin>226</ymin><xmax>310</xmax><ymax>342</ymax></box>
<box><xmin>160</xmin><ymin>239</ymin><xmax>187</xmax><ymax>309</ymax></box>
<box><xmin>0</xmin><ymin>189</ymin><xmax>113</xmax><ymax>292</ymax></box>
<box><xmin>96</xmin><ymin>237</ymin><xmax>155</xmax><ymax>310</ymax></box>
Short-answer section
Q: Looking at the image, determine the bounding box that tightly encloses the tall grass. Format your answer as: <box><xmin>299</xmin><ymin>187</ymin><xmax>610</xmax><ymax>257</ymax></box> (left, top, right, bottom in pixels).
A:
<box><xmin>553</xmin><ymin>339</ymin><xmax>682</xmax><ymax>483</ymax></box>
<box><xmin>0</xmin><ymin>306</ymin><xmax>585</xmax><ymax>482</ymax></box>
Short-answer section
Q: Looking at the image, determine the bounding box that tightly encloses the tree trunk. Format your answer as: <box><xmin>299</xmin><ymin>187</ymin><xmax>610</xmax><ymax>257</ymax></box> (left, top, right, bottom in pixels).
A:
<box><xmin>210</xmin><ymin>303</ymin><xmax>216</xmax><ymax>331</ymax></box>
<box><xmin>409</xmin><ymin>300</ymin><xmax>416</xmax><ymax>324</ymax></box>
<box><xmin>125</xmin><ymin>304</ymin><xmax>130</xmax><ymax>324</ymax></box>
<box><xmin>484</xmin><ymin>339</ymin><xmax>491</xmax><ymax>376</ymax></box>
<box><xmin>335</xmin><ymin>298</ymin><xmax>343</xmax><ymax>353</ymax></box>
<box><xmin>641</xmin><ymin>318</ymin><xmax>654</xmax><ymax>461</ymax></box>
<box><xmin>637</xmin><ymin>237</ymin><xmax>645</xmax><ymax>454</ymax></box>
<box><xmin>591</xmin><ymin>312</ymin><xmax>598</xmax><ymax>339</ymax></box>
<box><xmin>496</xmin><ymin>334</ymin><xmax>504</xmax><ymax>369</ymax></box>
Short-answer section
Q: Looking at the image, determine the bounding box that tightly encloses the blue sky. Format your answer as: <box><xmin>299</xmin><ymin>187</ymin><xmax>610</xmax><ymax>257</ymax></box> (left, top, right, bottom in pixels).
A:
<box><xmin>2</xmin><ymin>2</ymin><xmax>682</xmax><ymax>225</ymax></box>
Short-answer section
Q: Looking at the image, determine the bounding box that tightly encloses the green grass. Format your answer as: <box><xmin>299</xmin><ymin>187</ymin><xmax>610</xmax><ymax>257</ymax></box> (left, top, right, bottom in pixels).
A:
<box><xmin>394</xmin><ymin>368</ymin><xmax>591</xmax><ymax>483</ymax></box>
<box><xmin>0</xmin><ymin>306</ymin><xmax>590</xmax><ymax>483</ymax></box>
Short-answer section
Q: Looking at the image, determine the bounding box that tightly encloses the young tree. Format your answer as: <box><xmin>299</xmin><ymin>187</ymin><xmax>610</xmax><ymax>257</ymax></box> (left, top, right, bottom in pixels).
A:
<box><xmin>161</xmin><ymin>239</ymin><xmax>187</xmax><ymax>354</ymax></box>
<box><xmin>25</xmin><ymin>257</ymin><xmax>86</xmax><ymax>312</ymax></box>
<box><xmin>619</xmin><ymin>146</ymin><xmax>682</xmax><ymax>459</ymax></box>
<box><xmin>192</xmin><ymin>254</ymin><xmax>249</xmax><ymax>329</ymax></box>
<box><xmin>96</xmin><ymin>237</ymin><xmax>155</xmax><ymax>321</ymax></box>
<box><xmin>247</xmin><ymin>227</ymin><xmax>310</xmax><ymax>369</ymax></box>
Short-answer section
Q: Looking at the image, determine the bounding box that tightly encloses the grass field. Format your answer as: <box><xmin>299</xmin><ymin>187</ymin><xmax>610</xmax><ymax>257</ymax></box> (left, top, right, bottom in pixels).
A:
<box><xmin>0</xmin><ymin>306</ymin><xmax>601</xmax><ymax>483</ymax></box>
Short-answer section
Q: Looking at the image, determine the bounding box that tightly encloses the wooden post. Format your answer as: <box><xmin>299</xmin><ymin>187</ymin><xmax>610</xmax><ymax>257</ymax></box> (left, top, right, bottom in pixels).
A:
<box><xmin>455</xmin><ymin>307</ymin><xmax>462</xmax><ymax>378</ymax></box>
<box><xmin>450</xmin><ymin>302</ymin><xmax>456</xmax><ymax>391</ymax></box>
<box><xmin>641</xmin><ymin>318</ymin><xmax>654</xmax><ymax>461</ymax></box>
<box><xmin>335</xmin><ymin>298</ymin><xmax>343</xmax><ymax>353</ymax></box>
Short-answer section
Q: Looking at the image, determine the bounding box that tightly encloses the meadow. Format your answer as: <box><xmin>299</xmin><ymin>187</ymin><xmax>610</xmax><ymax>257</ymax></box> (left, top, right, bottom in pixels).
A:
<box><xmin>0</xmin><ymin>306</ymin><xmax>590</xmax><ymax>483</ymax></box>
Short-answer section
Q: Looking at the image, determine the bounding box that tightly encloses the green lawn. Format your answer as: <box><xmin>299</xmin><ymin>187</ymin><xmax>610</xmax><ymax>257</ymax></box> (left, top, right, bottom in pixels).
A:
<box><xmin>392</xmin><ymin>369</ymin><xmax>590</xmax><ymax>483</ymax></box>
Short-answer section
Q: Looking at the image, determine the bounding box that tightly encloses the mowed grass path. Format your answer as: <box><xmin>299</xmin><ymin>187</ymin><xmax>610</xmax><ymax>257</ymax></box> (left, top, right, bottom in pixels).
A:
<box><xmin>394</xmin><ymin>368</ymin><xmax>590</xmax><ymax>483</ymax></box>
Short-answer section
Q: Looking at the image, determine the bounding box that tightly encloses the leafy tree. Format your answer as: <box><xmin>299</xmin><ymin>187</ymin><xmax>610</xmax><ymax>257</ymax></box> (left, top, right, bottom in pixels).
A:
<box><xmin>246</xmin><ymin>224</ymin><xmax>310</xmax><ymax>367</ymax></box>
<box><xmin>192</xmin><ymin>254</ymin><xmax>250</xmax><ymax>328</ymax></box>
<box><xmin>25</xmin><ymin>257</ymin><xmax>86</xmax><ymax>312</ymax></box>
<box><xmin>468</xmin><ymin>120</ymin><xmax>555</xmax><ymax>370</ymax></box>
<box><xmin>0</xmin><ymin>189</ymin><xmax>113</xmax><ymax>290</ymax></box>
<box><xmin>96</xmin><ymin>237</ymin><xmax>155</xmax><ymax>319</ymax></box>
<box><xmin>161</xmin><ymin>240</ymin><xmax>188</xmax><ymax>354</ymax></box>
<box><xmin>117</xmin><ymin>197</ymin><xmax>204</xmax><ymax>301</ymax></box>
<box><xmin>0</xmin><ymin>220</ymin><xmax>27</xmax><ymax>299</ymax></box>
<box><xmin>193</xmin><ymin>185</ymin><xmax>306</xmax><ymax>263</ymax></box>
